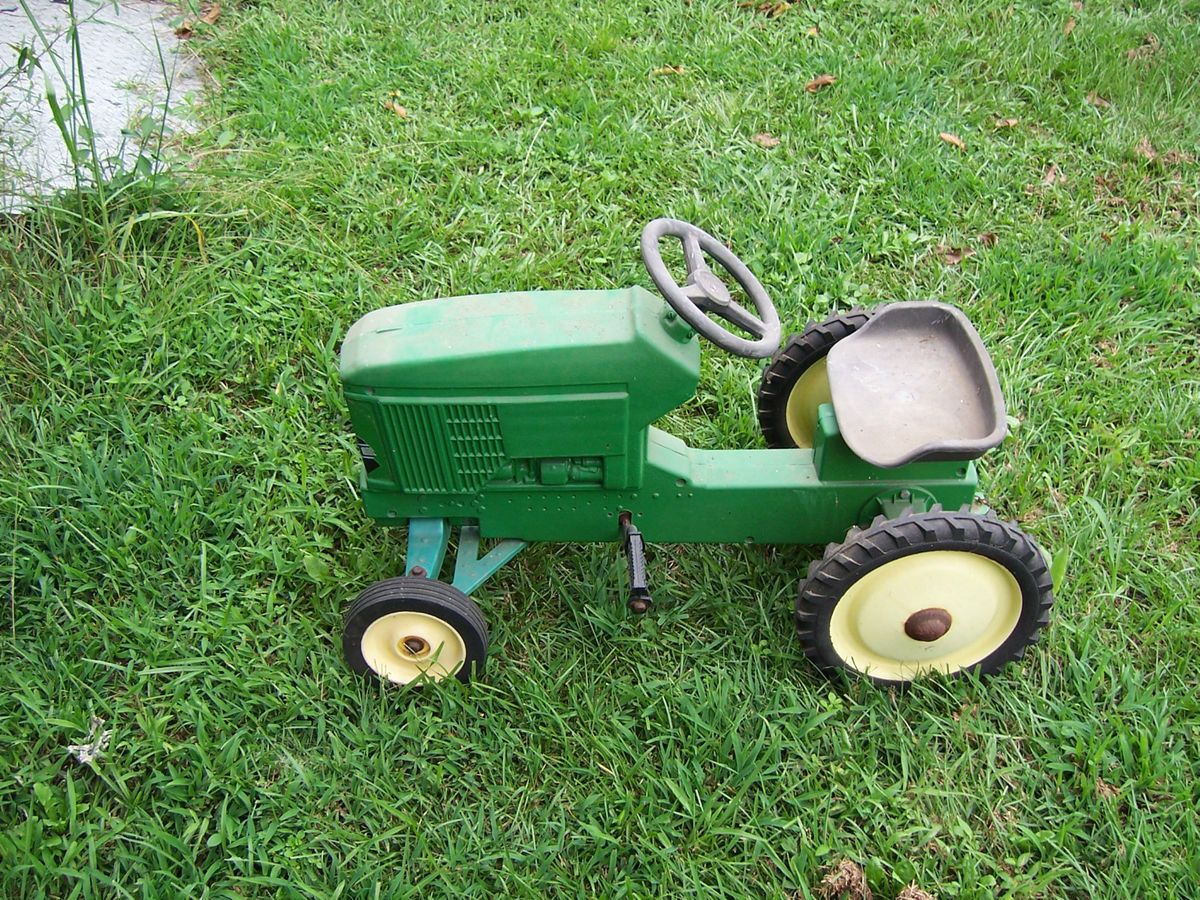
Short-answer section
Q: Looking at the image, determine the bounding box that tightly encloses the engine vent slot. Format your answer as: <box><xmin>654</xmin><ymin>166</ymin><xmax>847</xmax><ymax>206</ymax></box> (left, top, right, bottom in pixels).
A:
<box><xmin>379</xmin><ymin>402</ymin><xmax>506</xmax><ymax>493</ymax></box>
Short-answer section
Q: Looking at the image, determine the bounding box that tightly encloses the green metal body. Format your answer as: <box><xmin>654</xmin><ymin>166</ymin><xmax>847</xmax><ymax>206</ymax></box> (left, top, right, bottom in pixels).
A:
<box><xmin>341</xmin><ymin>288</ymin><xmax>977</xmax><ymax>549</ymax></box>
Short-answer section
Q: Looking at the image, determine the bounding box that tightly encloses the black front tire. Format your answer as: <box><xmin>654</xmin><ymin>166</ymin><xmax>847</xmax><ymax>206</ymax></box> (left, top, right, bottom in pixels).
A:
<box><xmin>796</xmin><ymin>508</ymin><xmax>1054</xmax><ymax>686</ymax></box>
<box><xmin>343</xmin><ymin>577</ymin><xmax>489</xmax><ymax>685</ymax></box>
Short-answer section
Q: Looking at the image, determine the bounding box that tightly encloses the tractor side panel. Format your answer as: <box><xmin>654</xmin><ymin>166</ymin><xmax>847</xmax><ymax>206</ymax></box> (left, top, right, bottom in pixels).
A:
<box><xmin>497</xmin><ymin>393</ymin><xmax>628</xmax><ymax>459</ymax></box>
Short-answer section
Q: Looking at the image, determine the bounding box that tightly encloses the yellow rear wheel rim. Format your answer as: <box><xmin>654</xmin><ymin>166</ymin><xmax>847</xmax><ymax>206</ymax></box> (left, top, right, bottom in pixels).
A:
<box><xmin>829</xmin><ymin>551</ymin><xmax>1023</xmax><ymax>682</ymax></box>
<box><xmin>783</xmin><ymin>356</ymin><xmax>831</xmax><ymax>448</ymax></box>
<box><xmin>360</xmin><ymin>611</ymin><xmax>467</xmax><ymax>684</ymax></box>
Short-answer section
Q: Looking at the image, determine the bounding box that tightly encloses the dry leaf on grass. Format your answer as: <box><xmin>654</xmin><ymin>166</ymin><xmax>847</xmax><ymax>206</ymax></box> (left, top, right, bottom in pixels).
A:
<box><xmin>1096</xmin><ymin>777</ymin><xmax>1121</xmax><ymax>799</ymax></box>
<box><xmin>1129</xmin><ymin>139</ymin><xmax>1193</xmax><ymax>166</ymax></box>
<box><xmin>175</xmin><ymin>3</ymin><xmax>220</xmax><ymax>37</ymax></box>
<box><xmin>1126</xmin><ymin>33</ymin><xmax>1160</xmax><ymax>60</ymax></box>
<box><xmin>805</xmin><ymin>74</ymin><xmax>837</xmax><ymax>92</ymax></box>
<box><xmin>1025</xmin><ymin>170</ymin><xmax>1065</xmax><ymax>197</ymax></box>
<box><xmin>994</xmin><ymin>117</ymin><xmax>1019</xmax><ymax>129</ymax></box>
<box><xmin>939</xmin><ymin>131</ymin><xmax>965</xmax><ymax>150</ymax></box>
<box><xmin>1122</xmin><ymin>140</ymin><xmax>1193</xmax><ymax>167</ymax></box>
<box><xmin>741</xmin><ymin>0</ymin><xmax>792</xmax><ymax>15</ymax></box>
<box><xmin>897</xmin><ymin>887</ymin><xmax>938</xmax><ymax>900</ymax></box>
<box><xmin>1085</xmin><ymin>91</ymin><xmax>1111</xmax><ymax>108</ymax></box>
<box><xmin>382</xmin><ymin>91</ymin><xmax>409</xmax><ymax>118</ymax></box>
<box><xmin>979</xmin><ymin>231</ymin><xmax>998</xmax><ymax>248</ymax></box>
<box><xmin>751</xmin><ymin>132</ymin><xmax>781</xmax><ymax>148</ymax></box>
<box><xmin>1093</xmin><ymin>180</ymin><xmax>1126</xmax><ymax>207</ymax></box>
<box><xmin>952</xmin><ymin>702</ymin><xmax>980</xmax><ymax>721</ymax></box>
<box><xmin>807</xmin><ymin>25</ymin><xmax>821</xmax><ymax>36</ymax></box>
<box><xmin>1063</xmin><ymin>16</ymin><xmax>1076</xmax><ymax>36</ymax></box>
<box><xmin>1091</xmin><ymin>338</ymin><xmax>1118</xmax><ymax>368</ymax></box>
<box><xmin>652</xmin><ymin>65</ymin><xmax>685</xmax><ymax>76</ymax></box>
<box><xmin>936</xmin><ymin>245</ymin><xmax>975</xmax><ymax>265</ymax></box>
<box><xmin>817</xmin><ymin>859</ymin><xmax>873</xmax><ymax>900</ymax></box>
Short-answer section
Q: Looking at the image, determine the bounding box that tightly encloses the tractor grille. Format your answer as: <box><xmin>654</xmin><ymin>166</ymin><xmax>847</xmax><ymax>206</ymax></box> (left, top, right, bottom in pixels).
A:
<box><xmin>378</xmin><ymin>402</ymin><xmax>506</xmax><ymax>493</ymax></box>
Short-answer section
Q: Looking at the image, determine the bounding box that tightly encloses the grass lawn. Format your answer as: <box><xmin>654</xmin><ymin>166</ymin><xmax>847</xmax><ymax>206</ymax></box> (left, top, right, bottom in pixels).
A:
<box><xmin>2</xmin><ymin>0</ymin><xmax>1199</xmax><ymax>895</ymax></box>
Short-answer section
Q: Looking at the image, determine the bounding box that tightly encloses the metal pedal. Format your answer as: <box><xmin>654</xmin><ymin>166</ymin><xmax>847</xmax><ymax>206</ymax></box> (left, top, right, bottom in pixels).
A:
<box><xmin>620</xmin><ymin>513</ymin><xmax>653</xmax><ymax>613</ymax></box>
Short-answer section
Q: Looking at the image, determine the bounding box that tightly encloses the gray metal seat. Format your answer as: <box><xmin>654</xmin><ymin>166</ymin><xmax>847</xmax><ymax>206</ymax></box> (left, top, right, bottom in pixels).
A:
<box><xmin>826</xmin><ymin>302</ymin><xmax>1007</xmax><ymax>468</ymax></box>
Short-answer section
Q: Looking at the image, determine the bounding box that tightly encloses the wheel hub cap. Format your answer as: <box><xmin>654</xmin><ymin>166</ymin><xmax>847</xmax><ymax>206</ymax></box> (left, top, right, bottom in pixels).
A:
<box><xmin>401</xmin><ymin>636</ymin><xmax>430</xmax><ymax>658</ymax></box>
<box><xmin>904</xmin><ymin>607</ymin><xmax>952</xmax><ymax>642</ymax></box>
<box><xmin>692</xmin><ymin>269</ymin><xmax>732</xmax><ymax>306</ymax></box>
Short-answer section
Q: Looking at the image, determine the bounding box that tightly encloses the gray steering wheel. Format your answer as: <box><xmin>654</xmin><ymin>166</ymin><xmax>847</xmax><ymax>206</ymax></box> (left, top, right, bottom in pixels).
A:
<box><xmin>640</xmin><ymin>218</ymin><xmax>781</xmax><ymax>359</ymax></box>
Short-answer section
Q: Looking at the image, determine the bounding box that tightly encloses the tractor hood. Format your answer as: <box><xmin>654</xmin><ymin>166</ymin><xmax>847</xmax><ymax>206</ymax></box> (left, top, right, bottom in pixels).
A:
<box><xmin>340</xmin><ymin>287</ymin><xmax>698</xmax><ymax>397</ymax></box>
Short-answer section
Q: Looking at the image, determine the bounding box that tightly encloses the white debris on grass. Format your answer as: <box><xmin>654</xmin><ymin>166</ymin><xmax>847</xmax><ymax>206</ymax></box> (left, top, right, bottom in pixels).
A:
<box><xmin>0</xmin><ymin>0</ymin><xmax>203</xmax><ymax>209</ymax></box>
<box><xmin>66</xmin><ymin>715</ymin><xmax>113</xmax><ymax>764</ymax></box>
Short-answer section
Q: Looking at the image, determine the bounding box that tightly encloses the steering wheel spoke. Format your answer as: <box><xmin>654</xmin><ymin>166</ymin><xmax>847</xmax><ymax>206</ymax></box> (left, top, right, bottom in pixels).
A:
<box><xmin>682</xmin><ymin>232</ymin><xmax>706</xmax><ymax>277</ymax></box>
<box><xmin>711</xmin><ymin>299</ymin><xmax>767</xmax><ymax>339</ymax></box>
<box><xmin>640</xmin><ymin>218</ymin><xmax>781</xmax><ymax>359</ymax></box>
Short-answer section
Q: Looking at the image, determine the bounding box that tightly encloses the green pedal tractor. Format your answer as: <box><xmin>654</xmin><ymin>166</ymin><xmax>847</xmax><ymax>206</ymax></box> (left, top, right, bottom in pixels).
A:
<box><xmin>338</xmin><ymin>219</ymin><xmax>1053</xmax><ymax>688</ymax></box>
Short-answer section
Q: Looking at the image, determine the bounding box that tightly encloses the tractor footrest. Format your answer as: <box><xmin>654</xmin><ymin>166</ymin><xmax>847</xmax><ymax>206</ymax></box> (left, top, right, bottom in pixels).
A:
<box><xmin>620</xmin><ymin>514</ymin><xmax>653</xmax><ymax>613</ymax></box>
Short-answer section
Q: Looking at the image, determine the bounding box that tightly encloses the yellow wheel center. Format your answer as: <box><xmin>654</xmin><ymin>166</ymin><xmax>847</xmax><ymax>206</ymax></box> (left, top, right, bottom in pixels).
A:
<box><xmin>829</xmin><ymin>551</ymin><xmax>1023</xmax><ymax>681</ymax></box>
<box><xmin>360</xmin><ymin>611</ymin><xmax>467</xmax><ymax>684</ymax></box>
<box><xmin>784</xmin><ymin>356</ymin><xmax>831</xmax><ymax>448</ymax></box>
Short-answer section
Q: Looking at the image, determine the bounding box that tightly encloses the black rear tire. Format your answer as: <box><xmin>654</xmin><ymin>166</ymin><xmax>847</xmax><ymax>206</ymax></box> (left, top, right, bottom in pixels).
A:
<box><xmin>757</xmin><ymin>309</ymin><xmax>872</xmax><ymax>448</ymax></box>
<box><xmin>796</xmin><ymin>508</ymin><xmax>1053</xmax><ymax>686</ymax></box>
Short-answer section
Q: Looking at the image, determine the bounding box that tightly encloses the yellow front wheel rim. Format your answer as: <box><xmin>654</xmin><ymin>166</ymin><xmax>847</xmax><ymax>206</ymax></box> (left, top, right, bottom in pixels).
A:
<box><xmin>360</xmin><ymin>611</ymin><xmax>467</xmax><ymax>684</ymax></box>
<box><xmin>829</xmin><ymin>551</ymin><xmax>1023</xmax><ymax>681</ymax></box>
<box><xmin>783</xmin><ymin>356</ymin><xmax>832</xmax><ymax>448</ymax></box>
